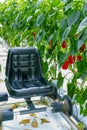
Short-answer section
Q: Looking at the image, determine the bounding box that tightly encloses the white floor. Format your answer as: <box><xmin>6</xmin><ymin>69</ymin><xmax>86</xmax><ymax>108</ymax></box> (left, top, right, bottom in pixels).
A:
<box><xmin>2</xmin><ymin>107</ymin><xmax>74</xmax><ymax>130</ymax></box>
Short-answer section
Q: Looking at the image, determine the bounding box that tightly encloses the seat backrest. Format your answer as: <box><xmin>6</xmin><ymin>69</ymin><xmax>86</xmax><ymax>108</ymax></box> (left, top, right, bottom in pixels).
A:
<box><xmin>6</xmin><ymin>47</ymin><xmax>43</xmax><ymax>85</ymax></box>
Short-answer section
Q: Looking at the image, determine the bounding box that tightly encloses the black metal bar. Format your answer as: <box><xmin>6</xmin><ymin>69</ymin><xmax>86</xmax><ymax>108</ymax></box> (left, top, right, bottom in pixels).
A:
<box><xmin>19</xmin><ymin>107</ymin><xmax>47</xmax><ymax>115</ymax></box>
<box><xmin>0</xmin><ymin>109</ymin><xmax>13</xmax><ymax>121</ymax></box>
<box><xmin>0</xmin><ymin>93</ymin><xmax>8</xmax><ymax>102</ymax></box>
<box><xmin>25</xmin><ymin>98</ymin><xmax>35</xmax><ymax>110</ymax></box>
<box><xmin>0</xmin><ymin>107</ymin><xmax>47</xmax><ymax>122</ymax></box>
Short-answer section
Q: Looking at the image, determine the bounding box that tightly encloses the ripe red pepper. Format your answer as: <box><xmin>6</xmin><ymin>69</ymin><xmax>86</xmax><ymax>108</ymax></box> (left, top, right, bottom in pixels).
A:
<box><xmin>77</xmin><ymin>55</ymin><xmax>82</xmax><ymax>61</ymax></box>
<box><xmin>80</xmin><ymin>44</ymin><xmax>85</xmax><ymax>52</ymax></box>
<box><xmin>68</xmin><ymin>55</ymin><xmax>74</xmax><ymax>64</ymax></box>
<box><xmin>62</xmin><ymin>61</ymin><xmax>69</xmax><ymax>70</ymax></box>
<box><xmin>62</xmin><ymin>41</ymin><xmax>67</xmax><ymax>48</ymax></box>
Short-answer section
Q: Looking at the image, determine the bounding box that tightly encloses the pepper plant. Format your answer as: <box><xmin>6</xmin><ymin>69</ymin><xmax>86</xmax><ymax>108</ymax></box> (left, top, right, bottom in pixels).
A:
<box><xmin>0</xmin><ymin>0</ymin><xmax>87</xmax><ymax>116</ymax></box>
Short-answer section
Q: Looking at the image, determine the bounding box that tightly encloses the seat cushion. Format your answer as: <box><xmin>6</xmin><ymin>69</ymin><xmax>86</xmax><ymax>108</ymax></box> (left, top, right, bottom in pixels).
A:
<box><xmin>5</xmin><ymin>47</ymin><xmax>55</xmax><ymax>99</ymax></box>
<box><xmin>6</xmin><ymin>78</ymin><xmax>54</xmax><ymax>98</ymax></box>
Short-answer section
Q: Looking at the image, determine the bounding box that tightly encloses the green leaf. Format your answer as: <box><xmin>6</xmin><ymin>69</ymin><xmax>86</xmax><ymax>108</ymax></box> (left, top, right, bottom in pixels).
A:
<box><xmin>61</xmin><ymin>0</ymin><xmax>69</xmax><ymax>3</ymax></box>
<box><xmin>22</xmin><ymin>30</ymin><xmax>30</xmax><ymax>40</ymax></box>
<box><xmin>82</xmin><ymin>105</ymin><xmax>87</xmax><ymax>116</ymax></box>
<box><xmin>57</xmin><ymin>72</ymin><xmax>64</xmax><ymax>89</ymax></box>
<box><xmin>60</xmin><ymin>18</ymin><xmax>67</xmax><ymax>29</ymax></box>
<box><xmin>36</xmin><ymin>0</ymin><xmax>42</xmax><ymax>6</ymax></box>
<box><xmin>77</xmin><ymin>61</ymin><xmax>87</xmax><ymax>73</ymax></box>
<box><xmin>15</xmin><ymin>12</ymin><xmax>23</xmax><ymax>23</ymax></box>
<box><xmin>57</xmin><ymin>51</ymin><xmax>68</xmax><ymax>68</ymax></box>
<box><xmin>39</xmin><ymin>45</ymin><xmax>45</xmax><ymax>55</ymax></box>
<box><xmin>17</xmin><ymin>20</ymin><xmax>26</xmax><ymax>30</ymax></box>
<box><xmin>77</xmin><ymin>61</ymin><xmax>83</xmax><ymax>72</ymax></box>
<box><xmin>77</xmin><ymin>17</ymin><xmax>87</xmax><ymax>33</ymax></box>
<box><xmin>84</xmin><ymin>50</ymin><xmax>87</xmax><ymax>59</ymax></box>
<box><xmin>65</xmin><ymin>2</ymin><xmax>73</xmax><ymax>12</ymax></box>
<box><xmin>81</xmin><ymin>88</ymin><xmax>87</xmax><ymax>103</ymax></box>
<box><xmin>81</xmin><ymin>29</ymin><xmax>87</xmax><ymax>42</ymax></box>
<box><xmin>77</xmin><ymin>40</ymin><xmax>83</xmax><ymax>50</ymax></box>
<box><xmin>69</xmin><ymin>24</ymin><xmax>77</xmax><ymax>36</ymax></box>
<box><xmin>67</xmin><ymin>83</ymin><xmax>75</xmax><ymax>98</ymax></box>
<box><xmin>70</xmin><ymin>40</ymin><xmax>78</xmax><ymax>55</ymax></box>
<box><xmin>83</xmin><ymin>3</ymin><xmax>87</xmax><ymax>16</ymax></box>
<box><xmin>26</xmin><ymin>16</ymin><xmax>33</xmax><ymax>22</ymax></box>
<box><xmin>53</xmin><ymin>31</ymin><xmax>58</xmax><ymax>46</ymax></box>
<box><xmin>36</xmin><ymin>13</ymin><xmax>45</xmax><ymax>27</ymax></box>
<box><xmin>47</xmin><ymin>34</ymin><xmax>54</xmax><ymax>43</ymax></box>
<box><xmin>72</xmin><ymin>73</ymin><xmax>81</xmax><ymax>82</ymax></box>
<box><xmin>62</xmin><ymin>26</ymin><xmax>71</xmax><ymax>41</ymax></box>
<box><xmin>42</xmin><ymin>62</ymin><xmax>48</xmax><ymax>74</ymax></box>
<box><xmin>36</xmin><ymin>30</ymin><xmax>45</xmax><ymax>42</ymax></box>
<box><xmin>67</xmin><ymin>10</ymin><xmax>80</xmax><ymax>26</ymax></box>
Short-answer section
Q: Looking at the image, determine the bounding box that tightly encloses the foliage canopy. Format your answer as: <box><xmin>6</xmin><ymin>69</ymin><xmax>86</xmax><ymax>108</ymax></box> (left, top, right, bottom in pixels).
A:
<box><xmin>0</xmin><ymin>0</ymin><xmax>87</xmax><ymax>115</ymax></box>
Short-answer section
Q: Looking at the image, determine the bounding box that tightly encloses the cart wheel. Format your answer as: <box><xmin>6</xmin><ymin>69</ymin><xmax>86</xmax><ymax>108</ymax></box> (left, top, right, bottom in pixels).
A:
<box><xmin>63</xmin><ymin>95</ymin><xmax>73</xmax><ymax>116</ymax></box>
<box><xmin>51</xmin><ymin>95</ymin><xmax>73</xmax><ymax>116</ymax></box>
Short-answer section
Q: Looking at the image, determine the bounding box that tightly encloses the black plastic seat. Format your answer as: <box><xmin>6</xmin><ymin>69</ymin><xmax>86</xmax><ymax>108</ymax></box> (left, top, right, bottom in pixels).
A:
<box><xmin>5</xmin><ymin>47</ymin><xmax>56</xmax><ymax>99</ymax></box>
